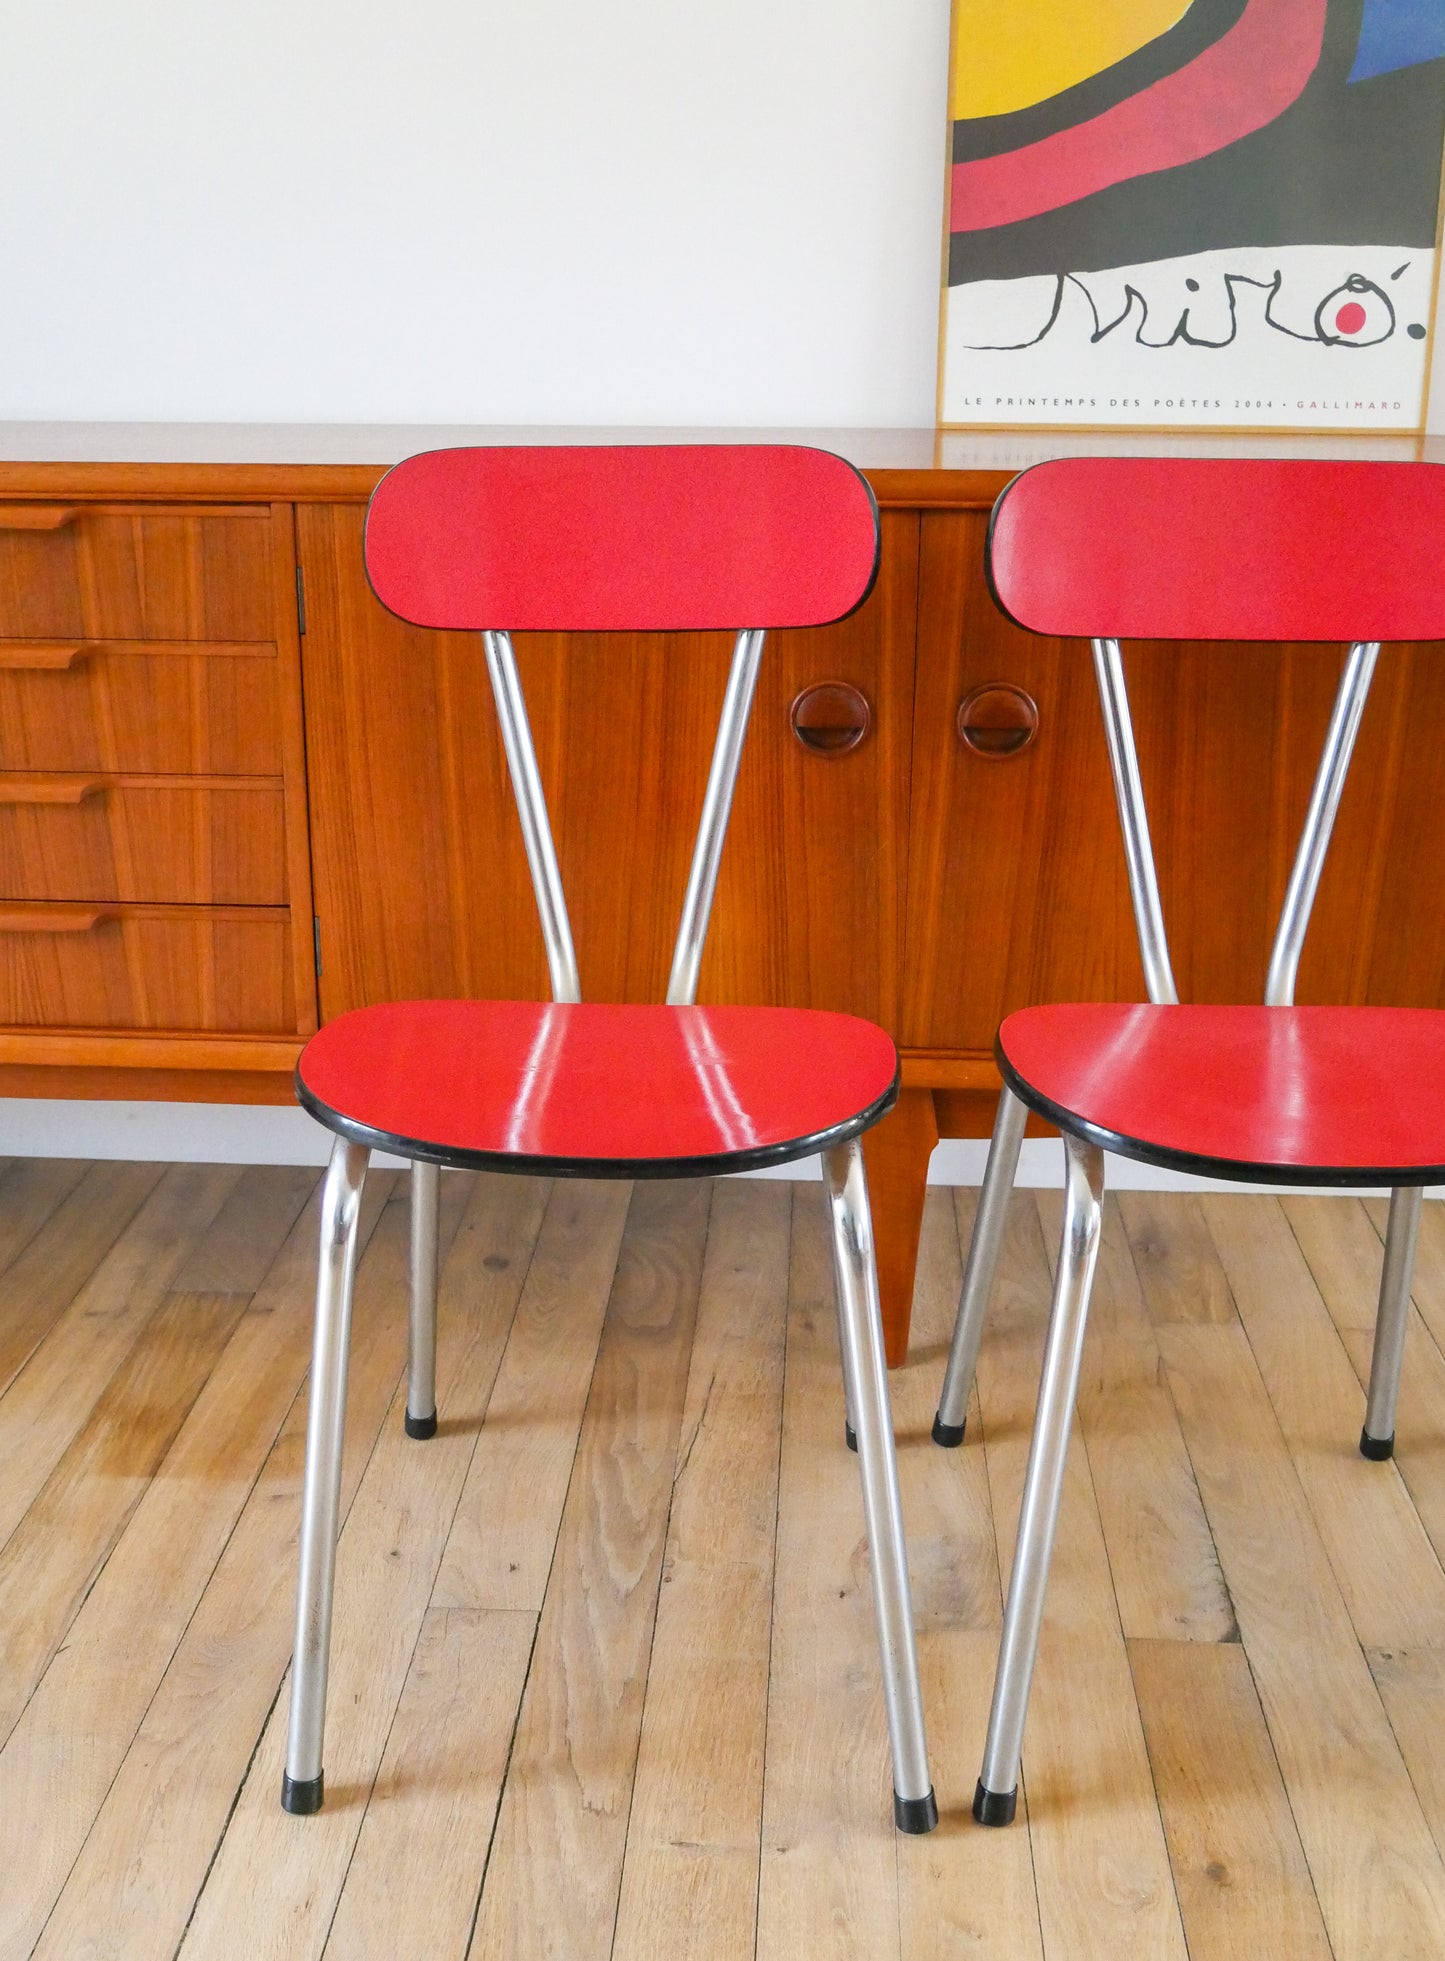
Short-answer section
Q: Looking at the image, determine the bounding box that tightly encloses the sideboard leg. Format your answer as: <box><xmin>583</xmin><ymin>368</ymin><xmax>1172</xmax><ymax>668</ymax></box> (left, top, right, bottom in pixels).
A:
<box><xmin>861</xmin><ymin>1088</ymin><xmax>939</xmax><ymax>1367</ymax></box>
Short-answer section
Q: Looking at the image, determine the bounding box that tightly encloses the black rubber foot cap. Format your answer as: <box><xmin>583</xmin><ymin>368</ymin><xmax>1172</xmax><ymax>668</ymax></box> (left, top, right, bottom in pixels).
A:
<box><xmin>973</xmin><ymin>1780</ymin><xmax>1017</xmax><ymax>1827</ymax></box>
<box><xmin>405</xmin><ymin>1408</ymin><xmax>438</xmax><ymax>1440</ymax></box>
<box><xmin>281</xmin><ymin>1771</ymin><xmax>324</xmax><ymax>1815</ymax></box>
<box><xmin>1360</xmin><ymin>1427</ymin><xmax>1395</xmax><ymax>1461</ymax></box>
<box><xmin>932</xmin><ymin>1413</ymin><xmax>966</xmax><ymax>1448</ymax></box>
<box><xmin>895</xmin><ymin>1787</ymin><xmax>939</xmax><ymax>1834</ymax></box>
<box><xmin>845</xmin><ymin>1421</ymin><xmax>857</xmax><ymax>1453</ymax></box>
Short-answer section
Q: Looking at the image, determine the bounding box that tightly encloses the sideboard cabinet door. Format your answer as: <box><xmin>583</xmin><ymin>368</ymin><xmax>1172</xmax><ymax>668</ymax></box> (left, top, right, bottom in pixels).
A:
<box><xmin>298</xmin><ymin>504</ymin><xmax>917</xmax><ymax>1025</ymax></box>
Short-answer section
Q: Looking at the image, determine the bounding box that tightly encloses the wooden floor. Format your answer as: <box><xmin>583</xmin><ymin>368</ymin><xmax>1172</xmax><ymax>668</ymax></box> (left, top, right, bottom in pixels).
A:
<box><xmin>2</xmin><ymin>1163</ymin><xmax>1445</xmax><ymax>1956</ymax></box>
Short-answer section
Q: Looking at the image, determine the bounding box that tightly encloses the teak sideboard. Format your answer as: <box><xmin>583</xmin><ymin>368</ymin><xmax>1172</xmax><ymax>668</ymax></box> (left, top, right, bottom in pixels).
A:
<box><xmin>3</xmin><ymin>437</ymin><xmax>1443</xmax><ymax>1363</ymax></box>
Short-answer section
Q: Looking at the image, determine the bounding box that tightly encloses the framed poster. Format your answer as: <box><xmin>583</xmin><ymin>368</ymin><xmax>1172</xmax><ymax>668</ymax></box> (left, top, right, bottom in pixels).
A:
<box><xmin>939</xmin><ymin>1</ymin><xmax>1445</xmax><ymax>430</ymax></box>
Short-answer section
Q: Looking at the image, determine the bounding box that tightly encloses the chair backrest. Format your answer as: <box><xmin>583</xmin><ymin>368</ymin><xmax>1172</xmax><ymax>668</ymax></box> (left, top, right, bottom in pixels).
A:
<box><xmin>987</xmin><ymin>457</ymin><xmax>1445</xmax><ymax>644</ymax></box>
<box><xmin>361</xmin><ymin>443</ymin><xmax>881</xmax><ymax>1012</ymax></box>
<box><xmin>984</xmin><ymin>455</ymin><xmax>1445</xmax><ymax>1010</ymax></box>
<box><xmin>365</xmin><ymin>443</ymin><xmax>879</xmax><ymax>633</ymax></box>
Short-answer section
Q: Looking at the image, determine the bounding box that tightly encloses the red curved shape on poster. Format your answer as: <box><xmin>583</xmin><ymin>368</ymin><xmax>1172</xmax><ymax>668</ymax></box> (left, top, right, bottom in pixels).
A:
<box><xmin>950</xmin><ymin>0</ymin><xmax>1327</xmax><ymax>234</ymax></box>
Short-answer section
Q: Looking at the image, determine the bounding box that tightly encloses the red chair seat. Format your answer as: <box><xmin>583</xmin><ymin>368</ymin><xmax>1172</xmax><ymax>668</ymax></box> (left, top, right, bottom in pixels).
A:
<box><xmin>999</xmin><ymin>1003</ymin><xmax>1445</xmax><ymax>1185</ymax></box>
<box><xmin>297</xmin><ymin>999</ymin><xmax>898</xmax><ymax>1176</ymax></box>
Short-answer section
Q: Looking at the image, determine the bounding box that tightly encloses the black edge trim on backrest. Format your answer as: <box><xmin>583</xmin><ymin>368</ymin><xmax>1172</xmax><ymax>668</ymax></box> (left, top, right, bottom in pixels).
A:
<box><xmin>361</xmin><ymin>451</ymin><xmax>423</xmax><ymax>626</ymax></box>
<box><xmin>818</xmin><ymin>449</ymin><xmax>883</xmax><ymax>625</ymax></box>
<box><xmin>982</xmin><ymin>460</ymin><xmax>1054</xmax><ymax>636</ymax></box>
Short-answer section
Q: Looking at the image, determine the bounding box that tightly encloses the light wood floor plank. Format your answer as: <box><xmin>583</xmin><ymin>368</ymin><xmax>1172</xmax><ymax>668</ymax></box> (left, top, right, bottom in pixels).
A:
<box><xmin>0</xmin><ymin>1160</ymin><xmax>164</xmax><ymax>1402</ymax></box>
<box><xmin>469</xmin><ymin>1178</ymin><xmax>712</xmax><ymax>1960</ymax></box>
<box><xmin>896</xmin><ymin>1189</ymin><xmax>1044</xmax><ymax>1961</ymax></box>
<box><xmin>19</xmin><ymin>1174</ymin><xmax>410</xmax><ymax>1961</ymax></box>
<box><xmin>757</xmin><ymin>1187</ymin><xmax>902</xmax><ymax>1961</ymax></box>
<box><xmin>0</xmin><ymin>1167</ymin><xmax>316</xmax><ymax>1748</ymax></box>
<box><xmin>1129</xmin><ymin>1638</ymin><xmax>1332</xmax><ymax>1960</ymax></box>
<box><xmin>0</xmin><ymin>1165</ymin><xmax>241</xmax><ymax>1558</ymax></box>
<box><xmin>611</xmin><ymin>1177</ymin><xmax>791</xmax><ymax>1961</ymax></box>
<box><xmin>179</xmin><ymin>1171</ymin><xmax>544</xmax><ymax>1959</ymax></box>
<box><xmin>1373</xmin><ymin>1195</ymin><xmax>1445</xmax><ymax>1360</ymax></box>
<box><xmin>1286</xmin><ymin>1194</ymin><xmax>1445</xmax><ymax>1576</ymax></box>
<box><xmin>432</xmin><ymin>1180</ymin><xmax>633</xmax><ymax>1613</ymax></box>
<box><xmin>971</xmin><ymin>1192</ymin><xmax>1188</xmax><ymax>1961</ymax></box>
<box><xmin>8</xmin><ymin>1178</ymin><xmax>1445</xmax><ymax>1958</ymax></box>
<box><xmin>1117</xmin><ymin>1190</ymin><xmax>1237</xmax><ymax>1327</ymax></box>
<box><xmin>324</xmin><ymin>1605</ymin><xmax>539</xmax><ymax>1960</ymax></box>
<box><xmin>318</xmin><ymin>1172</ymin><xmax>554</xmax><ymax>1956</ymax></box>
<box><xmin>1202</xmin><ymin>1196</ymin><xmax>1445</xmax><ymax>1653</ymax></box>
<box><xmin>0</xmin><ymin>1158</ymin><xmax>89</xmax><ymax>1284</ymax></box>
<box><xmin>1040</xmin><ymin>1193</ymin><xmax>1234</xmax><ymax>1644</ymax></box>
<box><xmin>1158</xmin><ymin>1316</ymin><xmax>1445</xmax><ymax>1957</ymax></box>
<box><xmin>1367</xmin><ymin>1646</ymin><xmax>1445</xmax><ymax>1863</ymax></box>
<box><xmin>0</xmin><ymin>1290</ymin><xmax>249</xmax><ymax>1742</ymax></box>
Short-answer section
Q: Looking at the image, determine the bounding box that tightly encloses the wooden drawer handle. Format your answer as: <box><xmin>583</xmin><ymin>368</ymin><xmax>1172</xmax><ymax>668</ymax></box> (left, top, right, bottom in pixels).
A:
<box><xmin>790</xmin><ymin>682</ymin><xmax>871</xmax><ymax>756</ymax></box>
<box><xmin>958</xmin><ymin>683</ymin><xmax>1039</xmax><ymax>759</ymax></box>
<box><xmin>0</xmin><ymin>777</ymin><xmax>105</xmax><ymax>805</ymax></box>
<box><xmin>0</xmin><ymin>643</ymin><xmax>89</xmax><ymax>671</ymax></box>
<box><xmin>0</xmin><ymin>905</ymin><xmax>112</xmax><ymax>933</ymax></box>
<box><xmin>0</xmin><ymin>507</ymin><xmax>79</xmax><ymax>532</ymax></box>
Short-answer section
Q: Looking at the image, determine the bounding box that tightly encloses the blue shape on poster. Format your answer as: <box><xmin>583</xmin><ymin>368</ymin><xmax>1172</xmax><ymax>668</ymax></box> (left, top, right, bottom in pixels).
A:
<box><xmin>1349</xmin><ymin>0</ymin><xmax>1445</xmax><ymax>81</ymax></box>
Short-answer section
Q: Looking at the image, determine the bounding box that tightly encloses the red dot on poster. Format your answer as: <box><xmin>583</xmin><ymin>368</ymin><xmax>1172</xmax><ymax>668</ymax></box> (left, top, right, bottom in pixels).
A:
<box><xmin>1335</xmin><ymin>302</ymin><xmax>1368</xmax><ymax>334</ymax></box>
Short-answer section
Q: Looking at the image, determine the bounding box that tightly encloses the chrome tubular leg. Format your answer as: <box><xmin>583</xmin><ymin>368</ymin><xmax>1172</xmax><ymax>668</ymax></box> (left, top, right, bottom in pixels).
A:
<box><xmin>666</xmin><ymin>627</ymin><xmax>766</xmax><ymax>1007</ymax></box>
<box><xmin>824</xmin><ymin>1210</ymin><xmax>861</xmax><ymax>1454</ymax></box>
<box><xmin>975</xmin><ymin>1132</ymin><xmax>1103</xmax><ymax>1826</ymax></box>
<box><xmin>406</xmin><ymin>1159</ymin><xmax>439</xmax><ymax>1440</ymax></box>
<box><xmin>823</xmin><ymin>1139</ymin><xmax>937</xmax><ymax>1835</ymax></box>
<box><xmin>1092</xmin><ymin>638</ymin><xmax>1178</xmax><ymax>1007</ymax></box>
<box><xmin>482</xmin><ymin>628</ymin><xmax>581</xmax><ymax>1006</ymax></box>
<box><xmin>934</xmin><ymin>1085</ymin><xmax>1028</xmax><ymax>1447</ymax></box>
<box><xmin>1362</xmin><ymin>1184</ymin><xmax>1423</xmax><ymax>1461</ymax></box>
<box><xmin>1264</xmin><ymin>640</ymin><xmax>1379</xmax><ymax>1009</ymax></box>
<box><xmin>282</xmin><ymin>1137</ymin><xmax>370</xmax><ymax>1815</ymax></box>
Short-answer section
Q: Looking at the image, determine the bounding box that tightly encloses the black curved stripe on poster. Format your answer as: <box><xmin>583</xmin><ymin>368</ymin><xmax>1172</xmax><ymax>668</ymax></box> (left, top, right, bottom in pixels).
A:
<box><xmin>952</xmin><ymin>0</ymin><xmax>1248</xmax><ymax>164</ymax></box>
<box><xmin>949</xmin><ymin>55</ymin><xmax>1445</xmax><ymax>284</ymax></box>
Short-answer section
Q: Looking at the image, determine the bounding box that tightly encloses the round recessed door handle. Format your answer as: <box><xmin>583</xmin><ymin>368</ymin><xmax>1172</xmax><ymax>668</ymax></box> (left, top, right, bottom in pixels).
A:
<box><xmin>790</xmin><ymin>681</ymin><xmax>871</xmax><ymax>756</ymax></box>
<box><xmin>957</xmin><ymin>682</ymin><xmax>1039</xmax><ymax>759</ymax></box>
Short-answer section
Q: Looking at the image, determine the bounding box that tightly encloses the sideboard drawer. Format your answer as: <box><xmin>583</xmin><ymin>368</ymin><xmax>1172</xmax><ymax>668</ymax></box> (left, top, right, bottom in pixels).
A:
<box><xmin>0</xmin><ymin>904</ymin><xmax>296</xmax><ymax>1031</ymax></box>
<box><xmin>0</xmin><ymin>505</ymin><xmax>276</xmax><ymax>641</ymax></box>
<box><xmin>0</xmin><ymin>776</ymin><xmax>286</xmax><ymax>905</ymax></box>
<box><xmin>0</xmin><ymin>641</ymin><xmax>284</xmax><ymax>775</ymax></box>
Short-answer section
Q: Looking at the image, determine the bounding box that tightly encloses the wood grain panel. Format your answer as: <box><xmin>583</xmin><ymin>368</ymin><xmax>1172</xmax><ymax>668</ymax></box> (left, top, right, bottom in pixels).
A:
<box><xmin>0</xmin><ymin>641</ymin><xmax>282</xmax><ymax>776</ymax></box>
<box><xmin>0</xmin><ymin>905</ymin><xmax>295</xmax><ymax>1032</ymax></box>
<box><xmin>902</xmin><ymin>507</ymin><xmax>1139</xmax><ymax>1052</ymax></box>
<box><xmin>0</xmin><ymin>506</ymin><xmax>275</xmax><ymax>642</ymax></box>
<box><xmin>0</xmin><ymin>777</ymin><xmax>285</xmax><ymax>904</ymax></box>
<box><xmin>299</xmin><ymin>502</ymin><xmax>915</xmax><ymax>1025</ymax></box>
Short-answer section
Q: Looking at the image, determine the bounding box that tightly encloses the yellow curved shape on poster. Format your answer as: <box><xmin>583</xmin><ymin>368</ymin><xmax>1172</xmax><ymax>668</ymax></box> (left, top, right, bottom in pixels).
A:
<box><xmin>952</xmin><ymin>1</ymin><xmax>1193</xmax><ymax>118</ymax></box>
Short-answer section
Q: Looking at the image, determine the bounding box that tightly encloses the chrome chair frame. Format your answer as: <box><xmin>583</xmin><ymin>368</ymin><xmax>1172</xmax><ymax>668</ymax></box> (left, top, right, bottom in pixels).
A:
<box><xmin>285</xmin><ymin>622</ymin><xmax>936</xmax><ymax>1832</ymax></box>
<box><xmin>937</xmin><ymin>634</ymin><xmax>1427</xmax><ymax>1826</ymax></box>
<box><xmin>936</xmin><ymin>637</ymin><xmax>1413</xmax><ymax>1456</ymax></box>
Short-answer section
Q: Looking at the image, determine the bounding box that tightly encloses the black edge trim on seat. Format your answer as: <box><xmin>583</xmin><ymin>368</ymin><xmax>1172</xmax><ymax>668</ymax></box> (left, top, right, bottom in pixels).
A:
<box><xmin>294</xmin><ymin>1064</ymin><xmax>899</xmax><ymax>1181</ymax></box>
<box><xmin>995</xmin><ymin>1037</ymin><xmax>1440</xmax><ymax>1191</ymax></box>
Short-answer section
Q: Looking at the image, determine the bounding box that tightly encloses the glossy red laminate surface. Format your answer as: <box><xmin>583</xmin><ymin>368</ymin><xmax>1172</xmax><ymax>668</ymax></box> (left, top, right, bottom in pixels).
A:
<box><xmin>999</xmin><ymin>1003</ymin><xmax>1445</xmax><ymax>1184</ymax></box>
<box><xmin>364</xmin><ymin>444</ymin><xmax>880</xmax><ymax>633</ymax></box>
<box><xmin>988</xmin><ymin>458</ymin><xmax>1445</xmax><ymax>644</ymax></box>
<box><xmin>297</xmin><ymin>999</ymin><xmax>899</xmax><ymax>1175</ymax></box>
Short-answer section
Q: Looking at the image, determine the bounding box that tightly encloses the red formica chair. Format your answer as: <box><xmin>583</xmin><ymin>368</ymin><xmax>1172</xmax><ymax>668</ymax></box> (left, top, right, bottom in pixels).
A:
<box><xmin>281</xmin><ymin>444</ymin><xmax>937</xmax><ymax>1834</ymax></box>
<box><xmin>931</xmin><ymin>456</ymin><xmax>1445</xmax><ymax>1827</ymax></box>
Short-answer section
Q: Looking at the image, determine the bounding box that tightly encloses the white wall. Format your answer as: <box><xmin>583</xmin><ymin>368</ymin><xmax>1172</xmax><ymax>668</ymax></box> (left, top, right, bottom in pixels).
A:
<box><xmin>0</xmin><ymin>0</ymin><xmax>952</xmax><ymax>427</ymax></box>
